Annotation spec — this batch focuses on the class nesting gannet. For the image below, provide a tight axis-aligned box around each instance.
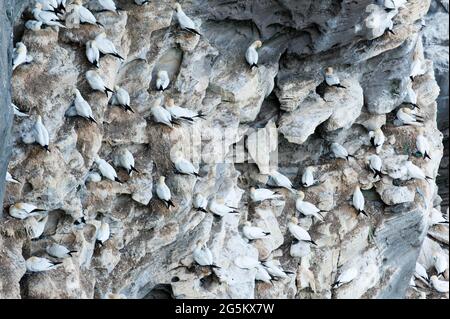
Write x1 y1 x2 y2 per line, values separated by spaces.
433 254 448 277
416 130 431 160
193 241 220 269
94 32 124 60
36 0 59 13
410 57 426 81
295 191 325 222
193 193 208 212
164 98 205 122
235 256 261 270
352 185 367 217
98 0 121 14
242 221 270 240
331 142 352 160
73 89 98 124
404 83 419 109
368 154 383 178
112 86 134 113
267 170 295 192
151 98 178 128
324 67 346 88
46 243 77 259
86 40 100 68
94 157 122 183
32 2 66 28
172 151 199 177
26 256 62 272
255 264 273 284
96 221 110 246
368 128 385 154
134 0 150 5
396 107 424 126
12 103 29 117
12 42 33 71
245 40 262 69
28 214 48 240
429 208 448 226
174 3 201 36
156 70 170 91
9 203 46 220
405 161 432 181
430 275 449 293
33 115 50 152
6 171 20 184
288 217 317 245
72 0 103 27
156 176 175 208
25 20 43 31
249 187 281 202
86 70 114 97
208 197 239 217
301 166 317 188
415 262 428 280
116 148 139 175
332 267 358 288
263 260 293 279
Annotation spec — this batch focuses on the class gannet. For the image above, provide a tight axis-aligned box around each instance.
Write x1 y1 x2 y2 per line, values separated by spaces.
245 40 262 69
405 161 432 181
116 148 139 175
94 157 122 183
433 254 448 277
416 130 431 160
36 0 59 13
242 221 270 240
331 142 352 160
46 243 77 258
193 193 208 212
12 103 29 117
324 67 346 88
32 2 66 28
410 57 426 81
113 86 134 113
263 260 294 279
73 89 98 124
172 151 199 177
33 115 50 152
249 187 281 202
267 170 295 192
156 70 170 91
429 208 448 226
151 98 178 128
368 154 383 178
234 256 260 270
86 40 100 68
295 191 325 222
99 0 121 14
174 3 201 36
352 185 367 217
414 262 428 280
12 42 33 71
156 176 175 208
96 221 110 246
25 20 43 31
430 276 449 293
94 32 124 60
302 166 317 188
86 70 114 97
6 171 20 184
368 128 385 154
288 217 317 245
255 264 273 284
208 197 239 217
26 256 62 272
193 241 220 269
404 83 419 109
72 0 103 27
164 98 205 122
396 107 424 126
28 214 48 240
332 267 358 288
135 0 150 5
9 203 46 220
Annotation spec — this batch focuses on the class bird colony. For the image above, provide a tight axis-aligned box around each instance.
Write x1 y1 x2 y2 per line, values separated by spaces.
1 0 447 299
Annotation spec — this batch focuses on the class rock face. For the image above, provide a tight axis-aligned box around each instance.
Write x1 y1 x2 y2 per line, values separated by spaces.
0 0 447 299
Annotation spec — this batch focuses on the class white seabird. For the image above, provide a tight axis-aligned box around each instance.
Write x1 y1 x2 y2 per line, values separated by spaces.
99 0 121 14
404 83 419 109
156 176 175 208
94 32 124 60
27 214 48 240
245 40 262 69
73 0 103 27
156 70 170 91
96 220 110 246
429 208 448 226
193 241 220 269
331 142 352 160
9 203 46 220
288 217 317 246
255 264 273 284
12 42 33 71
94 157 122 183
396 107 424 126
263 259 293 279
164 98 205 122
33 115 50 152
46 243 77 259
172 151 199 177
208 197 239 217
267 170 295 192
116 148 139 175
193 193 208 212
416 130 431 160
249 186 282 202
134 0 150 5
73 88 98 124
86 40 100 68
301 166 317 188
242 221 270 240
405 161 432 181
433 254 448 277
6 171 20 184
295 191 325 222
32 2 66 28
414 262 428 280
26 256 62 272
352 185 367 217
332 267 358 288
368 128 385 154
12 103 29 117
113 85 134 113
324 67 346 88
25 20 43 31
174 3 201 36
86 70 114 97
410 55 426 81
36 0 59 13
151 98 178 128
430 275 449 293
368 154 383 178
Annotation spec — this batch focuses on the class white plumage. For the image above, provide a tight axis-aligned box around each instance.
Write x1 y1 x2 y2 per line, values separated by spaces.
156 70 170 91
99 0 118 13
414 262 428 280
416 133 431 160
86 40 100 68
429 208 448 226
26 256 61 272
263 260 291 279
9 203 45 220
32 3 66 28
13 42 32 71
74 89 97 124
33 116 50 152
333 267 358 288
324 67 345 88
156 176 174 208
174 3 201 35
288 217 316 245
352 185 366 216
255 264 272 283
410 57 426 80
245 40 262 68
172 152 199 176
295 191 324 222
5 171 20 184
94 33 124 60
396 107 423 126
193 242 216 267
208 198 239 217
249 187 281 202
368 128 385 154
46 243 77 258
430 275 449 293
95 158 121 183
242 221 270 240
331 142 351 160
73 0 101 27
151 98 175 127
86 70 113 96
116 148 138 175
267 170 294 191
96 221 110 245
27 214 48 239
25 20 43 31
368 154 383 178
113 86 133 112
433 254 448 276
404 84 418 106
164 98 203 121
405 161 430 181
193 193 208 212
12 103 29 117
302 166 316 188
